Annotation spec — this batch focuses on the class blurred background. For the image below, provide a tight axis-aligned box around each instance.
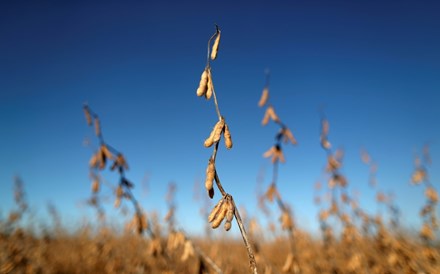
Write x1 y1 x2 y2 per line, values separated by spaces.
1 0 439 237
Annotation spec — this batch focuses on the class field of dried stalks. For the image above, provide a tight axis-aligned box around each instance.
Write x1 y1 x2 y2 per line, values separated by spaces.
1 26 439 274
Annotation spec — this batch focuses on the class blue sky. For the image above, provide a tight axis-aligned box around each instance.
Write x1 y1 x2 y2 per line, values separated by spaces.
1 0 439 237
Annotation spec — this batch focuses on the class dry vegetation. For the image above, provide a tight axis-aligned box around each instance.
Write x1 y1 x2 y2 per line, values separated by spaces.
1 26 440 274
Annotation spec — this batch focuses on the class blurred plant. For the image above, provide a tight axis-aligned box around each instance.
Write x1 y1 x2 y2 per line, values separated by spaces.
258 70 300 273
411 144 438 245
195 25 257 274
317 115 363 271
164 182 223 273
0 177 29 234
83 104 150 236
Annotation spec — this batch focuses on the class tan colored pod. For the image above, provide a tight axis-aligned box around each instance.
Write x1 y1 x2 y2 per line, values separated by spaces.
112 153 129 170
83 106 92 125
258 87 269 107
140 212 149 230
322 119 330 136
94 117 101 137
92 180 99 193
116 185 123 198
196 68 209 97
265 183 279 202
208 198 224 223
282 128 297 145
263 146 276 158
319 210 329 221
326 155 341 172
204 119 225 147
223 123 233 149
224 221 231 231
89 153 98 168
426 187 438 202
114 197 121 208
275 146 286 163
181 240 195 261
412 169 426 184
261 107 270 126
226 200 235 223
335 174 347 187
280 211 293 230
282 253 294 273
100 144 113 160
211 201 228 229
262 106 279 125
205 160 215 198
98 149 106 170
206 70 213 100
267 106 280 123
210 32 221 60
320 135 331 150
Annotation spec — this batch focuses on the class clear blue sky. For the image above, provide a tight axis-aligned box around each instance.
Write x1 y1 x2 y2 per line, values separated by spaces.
1 0 439 236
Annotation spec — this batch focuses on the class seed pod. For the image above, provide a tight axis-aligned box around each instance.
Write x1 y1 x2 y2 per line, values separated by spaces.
206 70 213 100
267 106 280 123
117 154 129 170
98 149 106 170
83 106 92 126
322 119 330 136
282 253 294 273
181 240 195 261
210 31 221 60
282 127 297 145
258 87 269 107
420 223 434 241
223 123 233 149
262 108 270 126
263 146 276 158
226 200 234 223
224 221 231 231
111 153 129 171
89 153 98 168
204 119 225 147
264 145 285 163
114 198 121 208
336 174 347 187
196 68 209 97
262 106 279 125
116 185 123 198
205 160 215 198
208 198 225 223
425 187 438 202
211 201 228 229
319 210 329 221
140 212 149 231
92 180 99 193
100 145 113 160
94 117 101 137
280 211 293 230
326 155 341 172
321 136 331 150
265 183 279 202
412 169 426 184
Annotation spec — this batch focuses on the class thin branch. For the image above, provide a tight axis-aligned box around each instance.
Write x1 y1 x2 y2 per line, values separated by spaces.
231 197 258 274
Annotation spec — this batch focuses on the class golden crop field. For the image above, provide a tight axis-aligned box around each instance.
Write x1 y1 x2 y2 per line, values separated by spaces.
1 25 439 274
